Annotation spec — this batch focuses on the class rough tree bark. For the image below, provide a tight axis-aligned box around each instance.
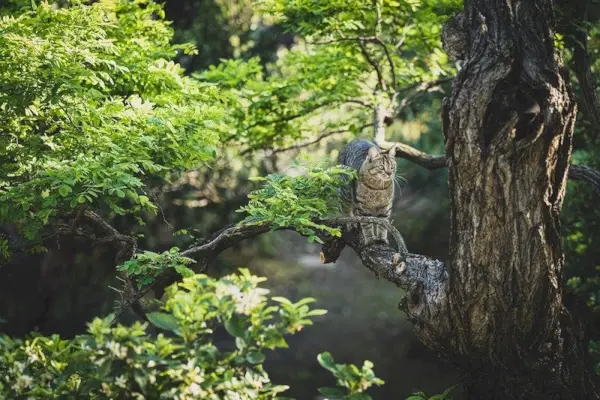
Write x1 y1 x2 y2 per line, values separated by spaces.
432 0 599 398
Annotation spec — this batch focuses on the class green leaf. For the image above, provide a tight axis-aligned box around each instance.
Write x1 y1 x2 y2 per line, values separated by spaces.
133 370 148 393
306 309 328 316
224 314 246 338
246 351 265 364
347 394 371 400
271 297 293 305
58 185 72 197
146 312 179 332
317 387 345 399
317 352 337 372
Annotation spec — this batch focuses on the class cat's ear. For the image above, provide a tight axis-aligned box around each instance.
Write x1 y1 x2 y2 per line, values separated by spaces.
367 146 379 161
387 146 397 157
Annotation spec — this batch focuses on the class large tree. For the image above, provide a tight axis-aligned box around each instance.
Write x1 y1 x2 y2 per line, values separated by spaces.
2 0 600 398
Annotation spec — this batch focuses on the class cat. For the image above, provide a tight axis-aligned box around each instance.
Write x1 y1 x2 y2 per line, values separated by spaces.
338 139 398 245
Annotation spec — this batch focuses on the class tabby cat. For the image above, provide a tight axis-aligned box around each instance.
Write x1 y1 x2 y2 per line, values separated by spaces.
338 139 397 245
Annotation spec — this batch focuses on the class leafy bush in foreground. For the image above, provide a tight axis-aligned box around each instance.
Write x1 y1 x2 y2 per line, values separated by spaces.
0 269 453 400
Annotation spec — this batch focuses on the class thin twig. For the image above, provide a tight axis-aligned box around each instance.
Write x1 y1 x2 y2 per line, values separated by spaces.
308 36 378 45
388 78 452 117
244 102 332 130
374 0 383 38
375 37 397 92
58 104 84 135
359 39 387 92
346 98 374 108
267 123 372 155
269 129 349 155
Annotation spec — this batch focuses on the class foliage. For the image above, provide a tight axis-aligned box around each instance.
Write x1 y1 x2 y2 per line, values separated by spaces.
315 351 454 400
238 157 355 242
0 0 460 397
405 387 455 400
316 351 384 400
197 0 460 153
0 269 328 399
116 247 195 289
199 51 367 152
0 0 227 251
0 268 452 399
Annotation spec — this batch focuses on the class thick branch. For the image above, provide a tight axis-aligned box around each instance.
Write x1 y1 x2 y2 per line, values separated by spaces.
375 140 600 191
568 164 600 194
377 140 447 170
114 216 448 332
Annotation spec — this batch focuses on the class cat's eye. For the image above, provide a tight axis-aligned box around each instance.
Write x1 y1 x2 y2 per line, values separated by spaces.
378 165 384 170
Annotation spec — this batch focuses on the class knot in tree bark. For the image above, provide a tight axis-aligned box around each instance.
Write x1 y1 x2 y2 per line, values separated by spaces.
442 11 468 61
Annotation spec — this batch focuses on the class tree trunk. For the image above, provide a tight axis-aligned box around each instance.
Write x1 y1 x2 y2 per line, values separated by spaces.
433 0 600 398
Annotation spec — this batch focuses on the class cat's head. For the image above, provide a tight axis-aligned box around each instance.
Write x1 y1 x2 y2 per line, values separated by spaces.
360 146 397 180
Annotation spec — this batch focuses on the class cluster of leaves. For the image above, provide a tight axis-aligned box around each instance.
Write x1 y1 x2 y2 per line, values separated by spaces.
0 0 227 249
316 352 385 400
196 0 460 153
0 269 327 399
116 247 195 289
259 0 459 92
199 51 367 151
406 388 455 400
0 267 453 399
238 157 355 242
316 351 453 400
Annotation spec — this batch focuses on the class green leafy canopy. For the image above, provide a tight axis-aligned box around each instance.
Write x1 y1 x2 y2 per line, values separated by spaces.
0 0 226 244
237 156 355 242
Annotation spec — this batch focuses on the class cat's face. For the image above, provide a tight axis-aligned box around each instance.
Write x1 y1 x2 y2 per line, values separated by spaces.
361 146 397 181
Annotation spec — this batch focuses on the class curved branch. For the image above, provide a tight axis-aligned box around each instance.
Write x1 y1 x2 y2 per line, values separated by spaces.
308 36 378 45
268 129 350 155
569 164 600 194
376 140 600 195
376 140 447 170
358 39 387 92
114 216 446 332
389 78 452 116
374 37 397 92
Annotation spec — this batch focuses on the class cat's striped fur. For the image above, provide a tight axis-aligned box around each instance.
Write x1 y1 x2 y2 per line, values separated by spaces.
339 139 397 245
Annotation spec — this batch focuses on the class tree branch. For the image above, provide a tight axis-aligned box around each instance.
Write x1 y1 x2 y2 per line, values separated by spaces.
358 38 387 92
374 37 397 92
388 78 452 116
267 129 350 155
81 210 137 264
112 216 448 327
376 140 447 170
376 140 600 197
308 36 379 45
569 164 600 194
